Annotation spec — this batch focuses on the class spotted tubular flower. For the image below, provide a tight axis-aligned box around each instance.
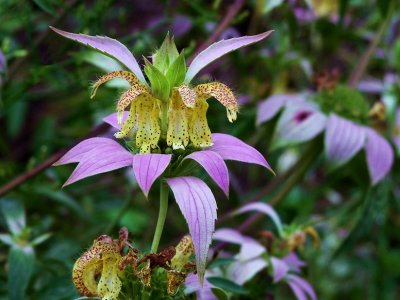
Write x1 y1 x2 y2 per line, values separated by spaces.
51 27 274 284
72 228 136 300
257 87 394 185
51 27 272 153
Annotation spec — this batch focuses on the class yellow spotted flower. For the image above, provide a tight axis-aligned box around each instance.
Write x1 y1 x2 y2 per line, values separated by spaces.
72 235 123 300
50 27 272 154
90 64 238 152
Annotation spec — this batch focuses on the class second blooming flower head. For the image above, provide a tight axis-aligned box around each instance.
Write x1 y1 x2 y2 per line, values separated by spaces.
52 28 271 154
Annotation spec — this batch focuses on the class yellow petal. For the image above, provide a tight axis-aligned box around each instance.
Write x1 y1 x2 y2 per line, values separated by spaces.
188 100 212 147
91 71 141 99
194 82 238 122
135 95 161 153
304 226 320 248
73 257 101 296
72 236 118 297
97 255 122 300
116 84 149 114
167 270 186 295
171 235 194 272
167 90 189 150
114 102 137 139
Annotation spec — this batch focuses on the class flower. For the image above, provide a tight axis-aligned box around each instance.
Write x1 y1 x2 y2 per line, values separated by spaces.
72 228 136 300
257 89 394 185
51 27 274 283
55 115 272 280
50 27 272 153
184 203 317 300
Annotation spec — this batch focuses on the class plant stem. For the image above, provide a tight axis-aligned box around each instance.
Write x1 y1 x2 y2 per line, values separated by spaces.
348 7 394 87
151 181 169 253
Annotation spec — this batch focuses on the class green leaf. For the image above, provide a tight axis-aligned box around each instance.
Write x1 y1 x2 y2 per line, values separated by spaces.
263 0 284 14
332 181 391 259
0 199 26 235
6 99 27 137
212 288 229 300
31 233 52 246
144 59 170 101
32 0 57 14
165 51 186 87
8 246 35 300
0 234 13 246
208 257 236 269
152 32 179 74
207 277 249 295
33 187 86 219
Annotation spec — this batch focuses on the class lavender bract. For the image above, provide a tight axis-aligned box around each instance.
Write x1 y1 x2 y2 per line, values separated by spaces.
257 92 394 185
185 203 317 300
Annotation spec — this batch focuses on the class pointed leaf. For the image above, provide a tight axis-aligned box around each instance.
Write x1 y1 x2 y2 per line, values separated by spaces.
54 137 120 165
325 114 366 166
207 277 249 295
364 128 394 185
31 233 52 246
0 199 26 235
234 202 283 235
185 31 273 82
50 26 146 84
185 150 229 196
166 51 186 87
166 176 217 282
257 94 305 125
63 142 134 186
0 234 14 246
8 246 35 300
132 154 171 197
153 32 179 72
144 59 170 101
210 133 273 172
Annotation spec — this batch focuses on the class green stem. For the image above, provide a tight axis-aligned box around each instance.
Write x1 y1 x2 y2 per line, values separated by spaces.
151 181 169 253
269 142 321 206
348 6 394 87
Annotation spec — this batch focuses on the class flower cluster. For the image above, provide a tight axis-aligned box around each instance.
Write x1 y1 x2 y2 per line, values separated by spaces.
185 203 317 300
257 84 394 185
72 227 195 299
51 26 274 297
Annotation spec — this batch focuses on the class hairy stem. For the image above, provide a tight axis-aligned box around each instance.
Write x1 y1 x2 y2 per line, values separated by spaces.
151 181 169 253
